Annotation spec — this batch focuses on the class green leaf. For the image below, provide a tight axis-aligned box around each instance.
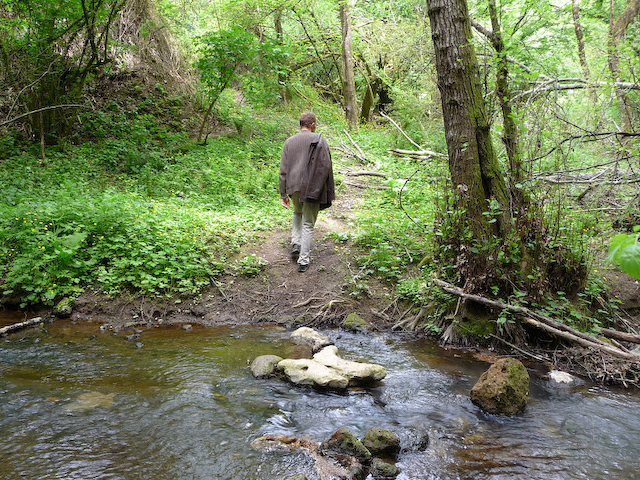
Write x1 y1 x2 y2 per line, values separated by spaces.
613 242 640 280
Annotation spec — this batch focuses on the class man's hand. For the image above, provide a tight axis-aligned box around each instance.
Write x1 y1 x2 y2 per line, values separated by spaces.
280 197 290 209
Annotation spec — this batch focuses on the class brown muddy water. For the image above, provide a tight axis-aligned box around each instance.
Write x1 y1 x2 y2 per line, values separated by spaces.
1 310 639 480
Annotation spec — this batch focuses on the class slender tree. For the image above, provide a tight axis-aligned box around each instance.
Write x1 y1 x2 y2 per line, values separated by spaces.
607 0 640 131
340 0 358 128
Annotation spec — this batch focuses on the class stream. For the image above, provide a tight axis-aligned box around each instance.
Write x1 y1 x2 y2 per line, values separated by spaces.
1 312 639 480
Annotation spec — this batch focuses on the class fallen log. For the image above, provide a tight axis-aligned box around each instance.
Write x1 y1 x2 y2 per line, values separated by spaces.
343 180 389 190
0 316 46 336
523 317 639 362
387 148 446 159
600 328 640 345
432 279 640 362
342 170 388 178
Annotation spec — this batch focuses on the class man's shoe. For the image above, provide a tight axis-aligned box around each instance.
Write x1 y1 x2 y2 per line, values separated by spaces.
298 263 309 273
291 244 301 257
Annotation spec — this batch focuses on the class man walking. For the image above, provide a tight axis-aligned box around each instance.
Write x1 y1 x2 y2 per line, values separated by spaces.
279 112 335 272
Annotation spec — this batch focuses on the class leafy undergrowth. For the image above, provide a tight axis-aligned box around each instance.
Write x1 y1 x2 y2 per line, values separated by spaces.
0 96 289 307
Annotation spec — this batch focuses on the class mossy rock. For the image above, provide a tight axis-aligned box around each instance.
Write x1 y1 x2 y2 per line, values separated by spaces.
470 357 530 415
370 458 400 479
362 427 401 458
321 428 372 464
53 297 74 318
250 355 283 378
342 312 370 332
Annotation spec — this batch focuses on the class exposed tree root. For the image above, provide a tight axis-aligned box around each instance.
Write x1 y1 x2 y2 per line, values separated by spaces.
303 299 348 326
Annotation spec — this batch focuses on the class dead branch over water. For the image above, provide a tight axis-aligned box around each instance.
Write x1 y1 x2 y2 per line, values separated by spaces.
432 279 640 362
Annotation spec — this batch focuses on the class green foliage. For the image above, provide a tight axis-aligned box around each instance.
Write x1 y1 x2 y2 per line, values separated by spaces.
231 255 269 277
607 227 640 280
0 191 215 305
0 98 287 306
1 0 126 140
194 26 257 104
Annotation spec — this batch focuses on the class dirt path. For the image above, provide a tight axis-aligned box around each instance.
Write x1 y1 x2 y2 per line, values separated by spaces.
71 181 395 330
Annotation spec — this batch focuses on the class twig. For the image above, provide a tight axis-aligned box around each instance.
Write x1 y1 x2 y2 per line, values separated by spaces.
488 333 550 362
379 111 423 150
210 276 229 302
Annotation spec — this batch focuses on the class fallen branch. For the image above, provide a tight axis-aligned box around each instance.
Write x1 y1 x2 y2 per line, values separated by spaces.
388 148 447 160
514 78 640 100
342 170 388 178
432 279 640 362
0 316 47 336
522 317 639 361
343 180 389 190
601 328 640 345
343 129 367 162
379 111 424 151
1 104 90 127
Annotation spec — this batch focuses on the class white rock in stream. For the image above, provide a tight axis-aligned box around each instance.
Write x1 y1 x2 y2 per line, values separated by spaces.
290 327 333 352
276 346 386 389
548 370 577 384
313 345 386 383
277 358 350 389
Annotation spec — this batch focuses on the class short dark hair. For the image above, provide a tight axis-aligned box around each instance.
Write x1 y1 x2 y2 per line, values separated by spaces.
299 111 317 128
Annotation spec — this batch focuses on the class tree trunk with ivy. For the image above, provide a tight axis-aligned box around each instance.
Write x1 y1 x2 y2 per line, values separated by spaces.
426 0 510 246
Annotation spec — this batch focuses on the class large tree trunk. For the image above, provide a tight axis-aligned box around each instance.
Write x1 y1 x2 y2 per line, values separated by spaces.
426 0 510 241
340 1 358 129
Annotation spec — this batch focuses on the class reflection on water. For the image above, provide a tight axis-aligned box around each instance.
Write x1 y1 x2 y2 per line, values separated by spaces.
1 319 639 480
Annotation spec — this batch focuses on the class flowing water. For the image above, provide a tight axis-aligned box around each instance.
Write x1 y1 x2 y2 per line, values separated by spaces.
1 312 639 480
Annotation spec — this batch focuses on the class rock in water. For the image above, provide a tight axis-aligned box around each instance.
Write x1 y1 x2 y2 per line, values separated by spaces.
290 327 334 352
250 355 283 378
313 346 386 384
277 358 350 389
66 392 116 412
370 458 400 479
342 312 371 332
361 428 401 458
548 370 576 384
321 428 372 465
470 357 529 415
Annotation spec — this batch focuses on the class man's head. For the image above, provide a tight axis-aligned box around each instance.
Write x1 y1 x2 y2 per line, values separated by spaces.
299 111 317 131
